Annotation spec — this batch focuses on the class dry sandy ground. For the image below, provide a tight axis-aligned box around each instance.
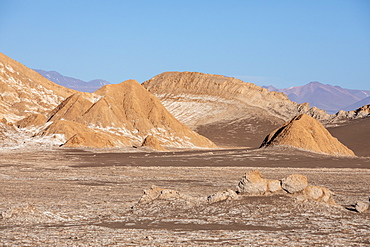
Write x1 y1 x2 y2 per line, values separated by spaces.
327 117 370 157
196 116 370 158
0 147 369 246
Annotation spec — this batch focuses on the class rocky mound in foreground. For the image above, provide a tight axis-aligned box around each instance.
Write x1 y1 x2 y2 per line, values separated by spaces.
138 170 337 206
19 80 216 149
260 114 356 156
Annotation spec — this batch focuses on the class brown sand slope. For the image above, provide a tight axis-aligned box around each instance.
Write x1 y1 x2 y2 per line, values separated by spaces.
195 116 283 148
328 117 370 157
260 114 355 156
0 52 76 121
36 80 216 149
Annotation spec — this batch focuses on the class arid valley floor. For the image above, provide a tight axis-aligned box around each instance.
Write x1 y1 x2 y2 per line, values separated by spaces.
0 53 369 246
0 147 369 246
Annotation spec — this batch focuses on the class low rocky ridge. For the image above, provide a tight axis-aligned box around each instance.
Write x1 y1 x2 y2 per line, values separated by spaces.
16 80 216 149
0 52 76 122
333 104 370 122
260 114 356 156
138 170 338 207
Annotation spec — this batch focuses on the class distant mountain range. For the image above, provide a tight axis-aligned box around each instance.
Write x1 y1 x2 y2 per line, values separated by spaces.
33 69 370 114
263 81 370 114
33 69 110 93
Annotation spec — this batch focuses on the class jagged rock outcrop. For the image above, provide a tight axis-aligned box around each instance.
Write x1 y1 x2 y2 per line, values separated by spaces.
236 170 282 195
333 104 370 122
354 104 370 115
34 80 216 149
0 52 76 121
138 185 238 205
138 170 337 207
236 170 336 205
260 114 356 156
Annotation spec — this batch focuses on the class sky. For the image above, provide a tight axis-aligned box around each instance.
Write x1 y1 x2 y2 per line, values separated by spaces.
0 0 369 89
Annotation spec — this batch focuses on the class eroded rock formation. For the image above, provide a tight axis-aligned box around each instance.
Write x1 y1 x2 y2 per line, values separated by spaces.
139 170 337 206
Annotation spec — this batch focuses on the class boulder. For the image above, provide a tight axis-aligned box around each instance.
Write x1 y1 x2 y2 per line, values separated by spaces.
281 174 308 193
303 185 336 205
267 179 282 193
237 170 268 195
207 189 238 204
355 201 369 213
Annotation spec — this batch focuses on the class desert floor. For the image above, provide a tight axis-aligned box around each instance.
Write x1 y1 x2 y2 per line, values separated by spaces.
0 147 369 246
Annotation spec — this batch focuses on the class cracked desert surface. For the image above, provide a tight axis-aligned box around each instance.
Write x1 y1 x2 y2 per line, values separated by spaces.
0 148 369 246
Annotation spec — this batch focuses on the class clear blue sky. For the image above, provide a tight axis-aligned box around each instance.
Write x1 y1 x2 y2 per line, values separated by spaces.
1 0 369 89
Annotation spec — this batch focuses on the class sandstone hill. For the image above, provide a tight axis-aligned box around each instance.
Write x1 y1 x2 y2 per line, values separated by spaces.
143 72 331 126
0 54 215 150
26 80 216 149
0 52 77 122
143 72 369 150
260 114 355 156
142 72 330 148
